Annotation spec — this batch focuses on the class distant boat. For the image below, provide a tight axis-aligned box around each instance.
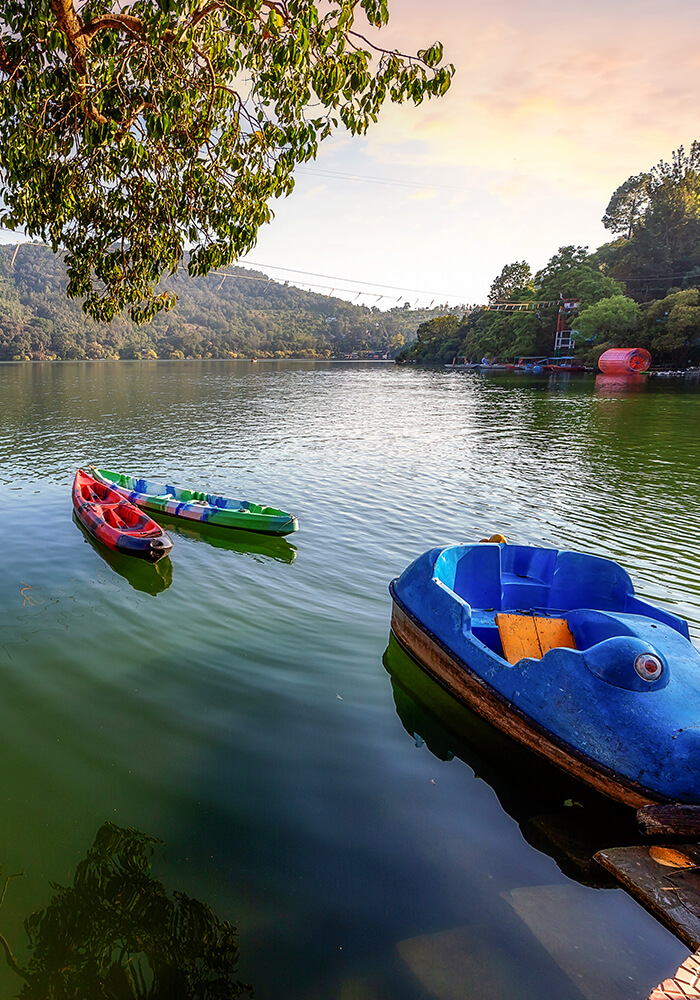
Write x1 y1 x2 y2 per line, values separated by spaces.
72 468 173 562
541 356 587 373
512 356 547 373
444 357 480 370
91 468 299 536
390 539 700 807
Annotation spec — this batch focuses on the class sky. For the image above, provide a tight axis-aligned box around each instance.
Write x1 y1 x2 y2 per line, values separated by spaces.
239 0 700 308
3 0 699 309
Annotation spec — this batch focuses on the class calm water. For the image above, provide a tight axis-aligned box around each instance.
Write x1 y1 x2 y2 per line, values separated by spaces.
0 360 699 999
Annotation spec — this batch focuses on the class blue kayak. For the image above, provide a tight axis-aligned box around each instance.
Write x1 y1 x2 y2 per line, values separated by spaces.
390 541 700 807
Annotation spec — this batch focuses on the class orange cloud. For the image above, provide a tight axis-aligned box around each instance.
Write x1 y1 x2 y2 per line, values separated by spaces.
361 0 700 203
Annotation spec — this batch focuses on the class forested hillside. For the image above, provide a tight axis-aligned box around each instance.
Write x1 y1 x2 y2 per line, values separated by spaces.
0 244 456 361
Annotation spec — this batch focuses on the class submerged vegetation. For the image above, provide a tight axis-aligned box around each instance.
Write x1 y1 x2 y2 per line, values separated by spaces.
400 143 700 368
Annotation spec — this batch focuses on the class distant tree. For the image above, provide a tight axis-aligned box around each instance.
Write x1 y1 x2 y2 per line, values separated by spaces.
602 174 651 239
457 308 543 360
575 294 641 342
602 143 700 300
641 288 700 364
406 314 462 362
488 261 533 303
0 2 453 322
534 246 622 306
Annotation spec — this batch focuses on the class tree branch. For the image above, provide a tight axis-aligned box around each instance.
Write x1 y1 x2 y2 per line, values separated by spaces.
0 872 25 981
0 37 19 77
0 930 24 980
192 43 217 123
114 100 155 140
77 14 145 42
50 0 87 76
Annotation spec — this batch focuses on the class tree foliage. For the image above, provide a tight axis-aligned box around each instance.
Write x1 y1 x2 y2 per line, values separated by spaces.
639 288 700 363
408 313 462 362
402 306 549 364
534 246 621 306
602 173 651 239
487 260 533 303
0 1 453 322
575 294 641 341
600 143 700 299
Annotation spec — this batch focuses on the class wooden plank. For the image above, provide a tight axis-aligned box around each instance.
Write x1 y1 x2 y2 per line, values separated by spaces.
595 845 700 951
535 616 577 653
638 805 700 839
495 613 577 665
496 613 542 664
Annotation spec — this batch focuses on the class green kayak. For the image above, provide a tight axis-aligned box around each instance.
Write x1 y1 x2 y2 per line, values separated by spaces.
92 468 299 536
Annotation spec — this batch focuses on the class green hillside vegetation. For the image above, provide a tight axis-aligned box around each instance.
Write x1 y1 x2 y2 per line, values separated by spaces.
0 244 458 361
400 143 700 367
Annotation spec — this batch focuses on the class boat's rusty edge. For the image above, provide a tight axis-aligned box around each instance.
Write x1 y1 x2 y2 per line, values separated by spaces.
389 581 667 809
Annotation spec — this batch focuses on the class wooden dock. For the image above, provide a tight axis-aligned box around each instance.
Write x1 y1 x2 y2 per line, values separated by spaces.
596 844 700 998
595 844 700 951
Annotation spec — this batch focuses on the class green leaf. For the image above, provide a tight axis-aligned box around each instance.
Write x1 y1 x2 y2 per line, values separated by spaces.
0 0 451 319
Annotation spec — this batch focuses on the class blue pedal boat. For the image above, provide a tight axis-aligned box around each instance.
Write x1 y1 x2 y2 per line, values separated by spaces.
389 541 700 807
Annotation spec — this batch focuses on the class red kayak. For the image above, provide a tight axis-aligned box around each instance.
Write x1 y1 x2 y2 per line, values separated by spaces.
72 468 173 562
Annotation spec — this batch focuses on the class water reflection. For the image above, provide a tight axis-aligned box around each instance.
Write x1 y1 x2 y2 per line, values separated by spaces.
383 634 640 888
154 513 297 564
2 822 253 999
73 513 174 595
595 373 648 394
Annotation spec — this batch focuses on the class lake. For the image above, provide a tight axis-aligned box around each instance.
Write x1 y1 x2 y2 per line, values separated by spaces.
0 360 698 999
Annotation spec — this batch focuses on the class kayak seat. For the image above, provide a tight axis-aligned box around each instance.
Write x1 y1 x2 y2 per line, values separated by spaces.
103 507 127 530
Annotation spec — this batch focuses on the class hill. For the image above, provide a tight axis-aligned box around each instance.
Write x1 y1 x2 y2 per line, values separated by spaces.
0 244 460 361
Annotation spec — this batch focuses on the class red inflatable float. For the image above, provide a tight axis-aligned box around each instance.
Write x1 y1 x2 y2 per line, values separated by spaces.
598 348 651 374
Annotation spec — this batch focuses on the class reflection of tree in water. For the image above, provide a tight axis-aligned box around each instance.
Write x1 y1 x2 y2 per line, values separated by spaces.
1 823 253 999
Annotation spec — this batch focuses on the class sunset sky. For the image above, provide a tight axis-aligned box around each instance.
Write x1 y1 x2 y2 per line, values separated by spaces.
242 0 700 307
3 0 698 309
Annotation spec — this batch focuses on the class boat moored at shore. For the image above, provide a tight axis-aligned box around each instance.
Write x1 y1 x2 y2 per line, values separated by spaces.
390 540 700 807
